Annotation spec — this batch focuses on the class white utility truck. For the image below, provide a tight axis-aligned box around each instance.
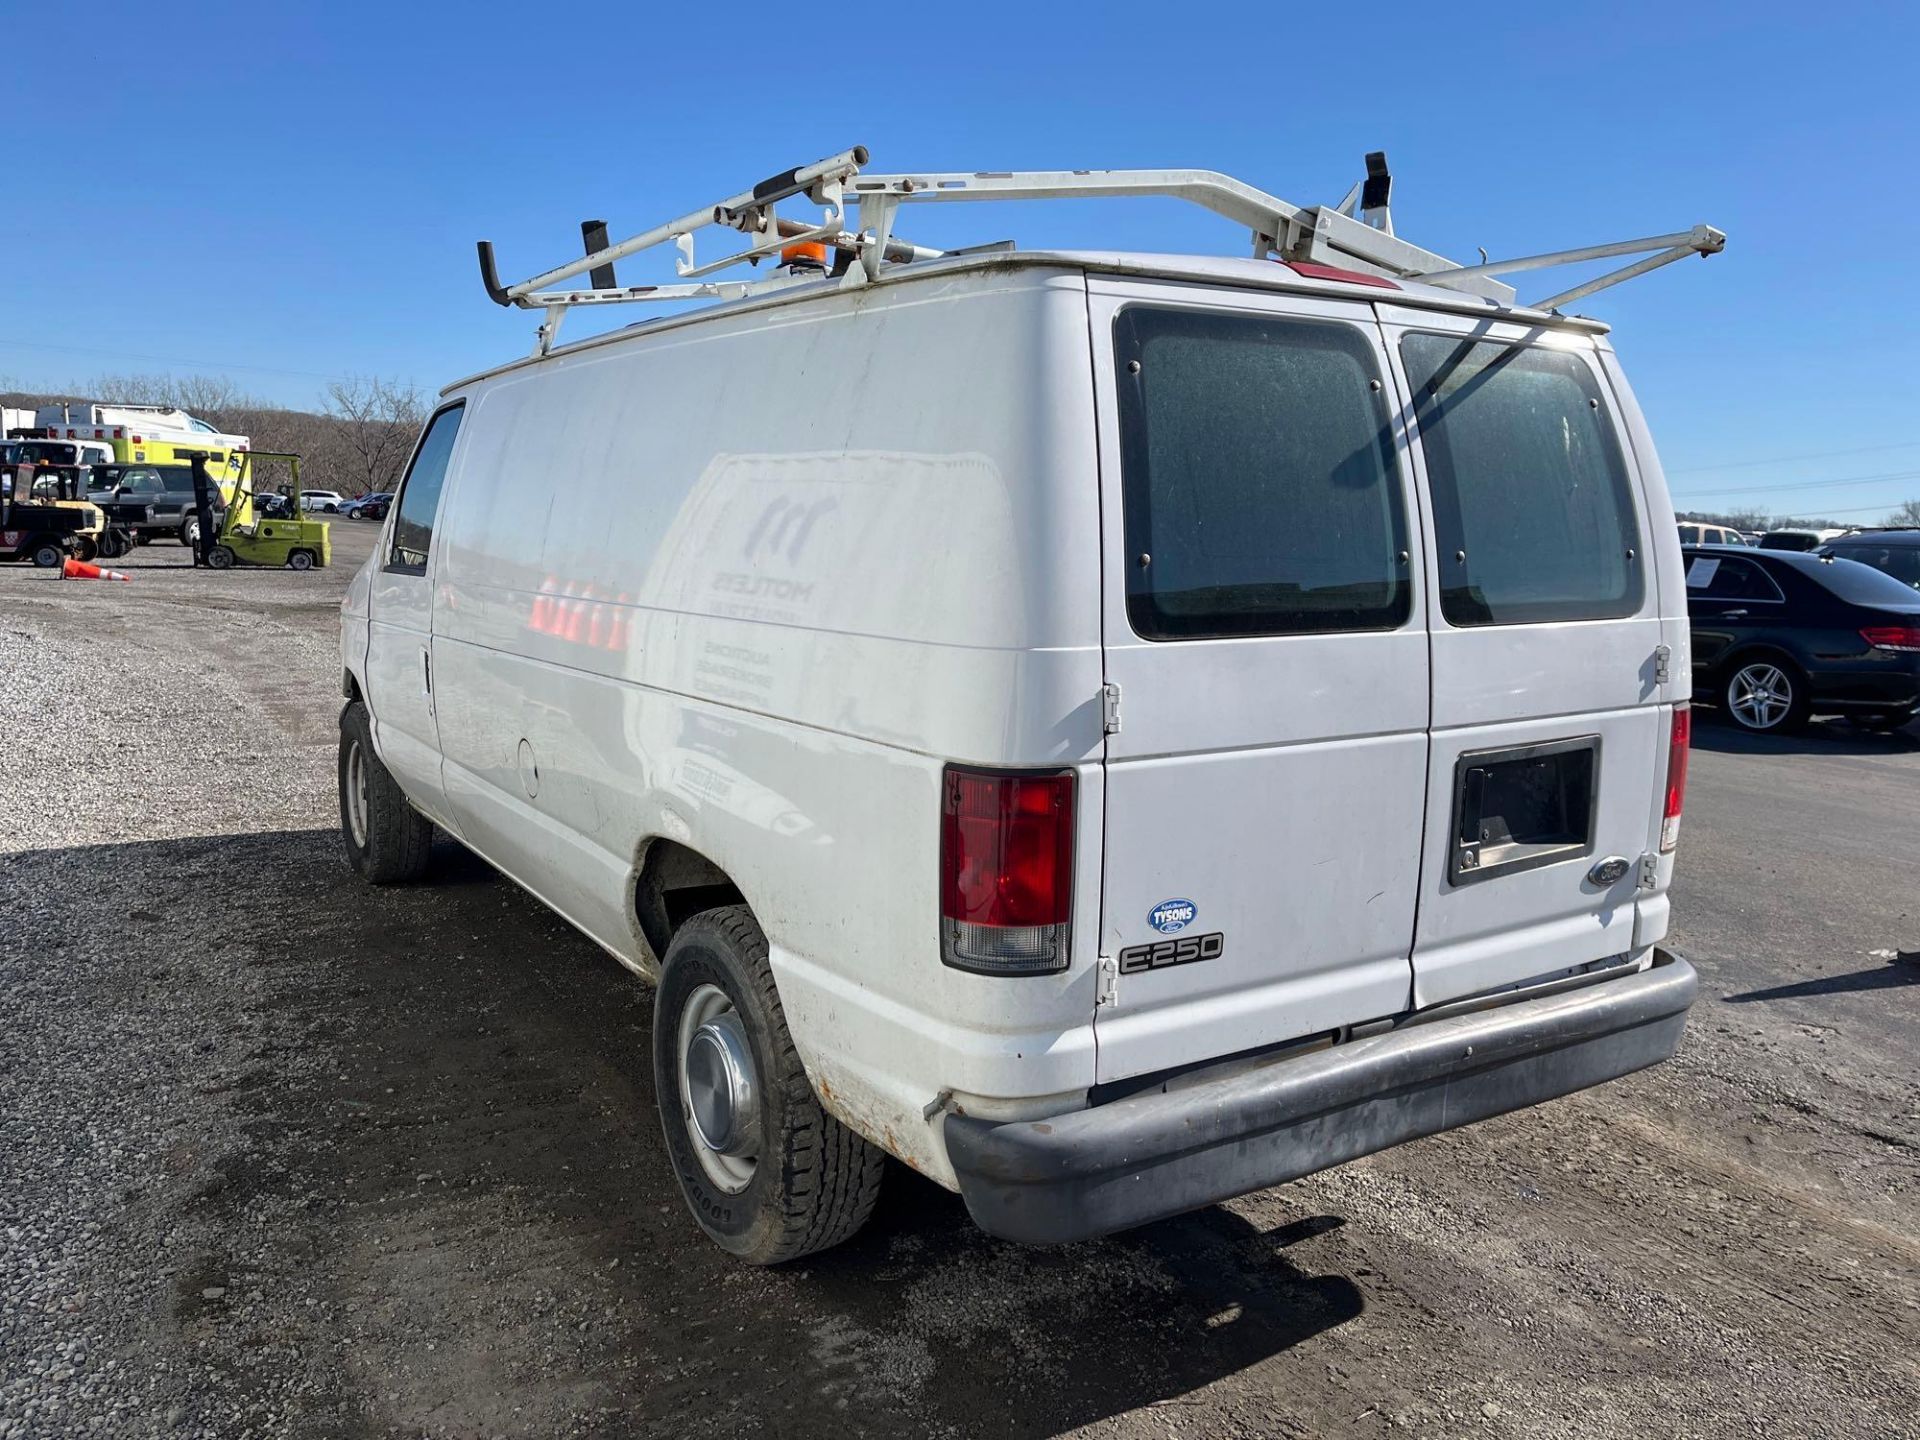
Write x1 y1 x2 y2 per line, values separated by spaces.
340 148 1717 1263
35 401 251 454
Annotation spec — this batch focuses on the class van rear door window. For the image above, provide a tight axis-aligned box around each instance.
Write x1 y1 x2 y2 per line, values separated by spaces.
387 403 465 574
1402 335 1642 627
1114 307 1411 640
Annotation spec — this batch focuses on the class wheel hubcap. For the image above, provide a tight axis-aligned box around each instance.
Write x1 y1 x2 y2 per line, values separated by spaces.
1730 663 1791 729
345 741 369 848
678 983 759 1192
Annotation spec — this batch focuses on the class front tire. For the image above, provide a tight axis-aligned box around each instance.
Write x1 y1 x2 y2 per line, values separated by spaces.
207 545 236 570
338 701 433 883
1723 656 1811 734
29 539 63 568
653 906 884 1264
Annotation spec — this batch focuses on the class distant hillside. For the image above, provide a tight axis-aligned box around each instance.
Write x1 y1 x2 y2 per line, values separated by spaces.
2 373 425 498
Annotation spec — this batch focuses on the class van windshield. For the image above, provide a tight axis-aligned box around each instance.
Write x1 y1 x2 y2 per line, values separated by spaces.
1404 335 1642 627
1114 307 1411 640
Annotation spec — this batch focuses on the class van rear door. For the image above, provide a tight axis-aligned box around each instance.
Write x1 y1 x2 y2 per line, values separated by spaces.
1379 309 1669 1008
1088 281 1428 1084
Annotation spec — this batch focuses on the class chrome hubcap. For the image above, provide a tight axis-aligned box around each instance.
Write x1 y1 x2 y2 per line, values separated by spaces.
345 740 369 848
678 983 759 1193
1730 663 1791 730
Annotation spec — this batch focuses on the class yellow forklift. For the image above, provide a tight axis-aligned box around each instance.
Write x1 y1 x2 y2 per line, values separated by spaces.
187 450 331 571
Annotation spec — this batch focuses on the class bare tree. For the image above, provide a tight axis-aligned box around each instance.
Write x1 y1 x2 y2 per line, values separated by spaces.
1886 499 1920 527
325 376 426 497
81 372 252 424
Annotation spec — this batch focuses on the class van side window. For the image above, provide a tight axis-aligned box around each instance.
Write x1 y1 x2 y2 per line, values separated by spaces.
1403 335 1642 627
1114 307 1411 640
387 403 465 574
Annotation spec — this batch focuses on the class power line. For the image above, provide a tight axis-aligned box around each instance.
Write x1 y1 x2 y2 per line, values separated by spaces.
1672 467 1920 500
0 338 351 383
1666 440 1920 475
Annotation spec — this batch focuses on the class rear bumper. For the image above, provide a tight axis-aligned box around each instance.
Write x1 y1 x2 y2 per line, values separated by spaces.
1808 667 1920 710
945 949 1697 1244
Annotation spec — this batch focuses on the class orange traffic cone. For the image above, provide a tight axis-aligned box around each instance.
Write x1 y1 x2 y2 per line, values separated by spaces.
62 557 132 582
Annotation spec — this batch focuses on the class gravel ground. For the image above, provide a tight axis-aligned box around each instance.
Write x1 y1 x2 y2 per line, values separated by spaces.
1 526 1916 1439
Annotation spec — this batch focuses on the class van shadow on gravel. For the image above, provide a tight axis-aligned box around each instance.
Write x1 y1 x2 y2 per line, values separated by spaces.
29 828 1365 1438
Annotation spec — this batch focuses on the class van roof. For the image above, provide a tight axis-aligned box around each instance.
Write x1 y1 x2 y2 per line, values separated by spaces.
444 246 1608 396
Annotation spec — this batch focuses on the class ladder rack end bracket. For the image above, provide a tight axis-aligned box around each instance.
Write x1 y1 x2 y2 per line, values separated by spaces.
477 240 513 307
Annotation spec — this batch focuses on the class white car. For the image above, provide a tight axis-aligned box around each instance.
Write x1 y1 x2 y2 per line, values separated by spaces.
298 490 346 513
1677 522 1747 546
340 153 1708 1263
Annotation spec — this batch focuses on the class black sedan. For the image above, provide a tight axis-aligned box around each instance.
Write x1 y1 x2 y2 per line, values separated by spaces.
1682 545 1920 733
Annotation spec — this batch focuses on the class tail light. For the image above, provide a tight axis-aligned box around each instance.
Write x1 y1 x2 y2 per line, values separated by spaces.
1860 625 1920 652
939 766 1074 975
1660 703 1690 854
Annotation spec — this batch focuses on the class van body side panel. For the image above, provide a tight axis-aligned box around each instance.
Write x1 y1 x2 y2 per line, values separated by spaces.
1376 308 1676 1008
1086 278 1429 1085
429 271 1105 1184
1595 339 1691 937
364 415 466 834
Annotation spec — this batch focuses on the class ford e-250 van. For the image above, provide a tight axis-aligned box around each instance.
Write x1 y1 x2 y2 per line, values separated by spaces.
339 151 1715 1262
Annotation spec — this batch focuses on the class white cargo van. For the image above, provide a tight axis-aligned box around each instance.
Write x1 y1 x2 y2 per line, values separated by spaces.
340 151 1713 1262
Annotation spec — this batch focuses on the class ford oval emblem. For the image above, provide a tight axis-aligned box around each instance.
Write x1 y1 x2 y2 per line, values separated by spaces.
1148 898 1197 934
1587 856 1631 886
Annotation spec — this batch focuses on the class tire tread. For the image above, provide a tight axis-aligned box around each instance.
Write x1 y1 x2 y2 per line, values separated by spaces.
339 702 433 883
668 905 885 1263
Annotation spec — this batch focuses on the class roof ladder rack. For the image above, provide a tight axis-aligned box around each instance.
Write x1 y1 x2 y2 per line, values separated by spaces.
475 147 1725 354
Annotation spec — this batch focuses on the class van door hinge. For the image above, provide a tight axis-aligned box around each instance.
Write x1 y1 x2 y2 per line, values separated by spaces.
1096 955 1119 1008
1101 682 1122 735
1653 644 1672 686
1638 852 1660 890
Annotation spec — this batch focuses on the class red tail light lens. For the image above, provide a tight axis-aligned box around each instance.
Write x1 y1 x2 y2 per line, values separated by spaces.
1860 626 1920 652
1660 703 1690 854
940 767 1073 975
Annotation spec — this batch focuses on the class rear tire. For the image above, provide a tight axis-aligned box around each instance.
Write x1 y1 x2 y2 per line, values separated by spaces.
338 701 433 883
29 539 63 568
1721 655 1812 734
287 549 314 571
653 905 884 1264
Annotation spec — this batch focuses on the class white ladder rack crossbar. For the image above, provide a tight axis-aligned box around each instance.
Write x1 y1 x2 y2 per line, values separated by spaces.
474 146 1726 356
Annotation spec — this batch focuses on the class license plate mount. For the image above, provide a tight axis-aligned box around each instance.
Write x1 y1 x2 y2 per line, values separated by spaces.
1448 736 1600 887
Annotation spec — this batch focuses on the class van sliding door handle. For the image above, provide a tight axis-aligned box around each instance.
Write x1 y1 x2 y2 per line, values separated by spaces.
1720 609 1749 619
421 649 433 694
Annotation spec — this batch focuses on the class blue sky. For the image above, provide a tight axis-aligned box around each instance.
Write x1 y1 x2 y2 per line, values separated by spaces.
5 0 1917 520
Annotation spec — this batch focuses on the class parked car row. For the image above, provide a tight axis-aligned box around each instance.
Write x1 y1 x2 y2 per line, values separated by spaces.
1675 522 1852 551
1683 539 1920 733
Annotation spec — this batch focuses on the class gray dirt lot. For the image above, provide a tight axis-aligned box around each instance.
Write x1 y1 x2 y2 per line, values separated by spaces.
1 524 1916 1440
